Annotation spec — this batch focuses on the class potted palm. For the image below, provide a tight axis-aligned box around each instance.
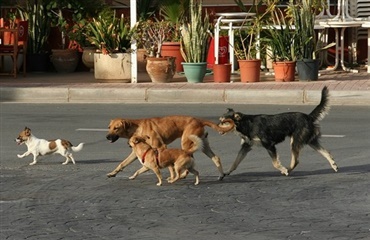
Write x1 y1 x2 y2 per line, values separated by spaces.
180 0 211 83
86 11 131 81
131 19 176 83
289 0 335 81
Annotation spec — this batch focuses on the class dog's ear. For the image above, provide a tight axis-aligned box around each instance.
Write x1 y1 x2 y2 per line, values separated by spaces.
226 108 234 113
25 127 31 135
234 113 242 121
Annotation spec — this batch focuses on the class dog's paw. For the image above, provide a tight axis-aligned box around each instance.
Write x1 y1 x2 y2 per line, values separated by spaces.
218 174 226 181
17 154 23 158
332 164 339 172
156 182 162 186
129 175 136 180
29 162 36 166
107 172 117 178
281 168 289 176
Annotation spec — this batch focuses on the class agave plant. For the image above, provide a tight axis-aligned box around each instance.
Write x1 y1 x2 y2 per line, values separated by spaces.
180 0 211 63
86 11 130 54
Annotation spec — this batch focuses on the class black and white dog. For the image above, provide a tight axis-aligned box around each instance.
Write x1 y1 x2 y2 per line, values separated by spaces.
219 86 338 176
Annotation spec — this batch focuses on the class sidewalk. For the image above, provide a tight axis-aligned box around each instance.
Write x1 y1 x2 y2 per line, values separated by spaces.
0 69 369 105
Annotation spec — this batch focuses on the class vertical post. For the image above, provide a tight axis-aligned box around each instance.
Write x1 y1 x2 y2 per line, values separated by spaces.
130 0 137 83
368 28 370 73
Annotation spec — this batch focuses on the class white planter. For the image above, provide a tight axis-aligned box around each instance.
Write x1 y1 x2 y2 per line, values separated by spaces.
94 53 131 81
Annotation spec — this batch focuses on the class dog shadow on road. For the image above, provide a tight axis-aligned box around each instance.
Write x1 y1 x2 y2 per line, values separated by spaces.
220 164 370 184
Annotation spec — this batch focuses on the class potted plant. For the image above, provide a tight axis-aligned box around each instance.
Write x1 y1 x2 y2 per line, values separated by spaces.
232 0 277 82
46 0 78 73
86 11 132 81
135 0 161 72
66 0 108 71
159 0 189 72
18 0 51 72
264 4 298 82
180 0 211 83
131 19 176 83
289 0 335 81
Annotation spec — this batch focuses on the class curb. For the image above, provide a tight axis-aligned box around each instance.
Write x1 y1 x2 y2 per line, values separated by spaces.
1 87 369 105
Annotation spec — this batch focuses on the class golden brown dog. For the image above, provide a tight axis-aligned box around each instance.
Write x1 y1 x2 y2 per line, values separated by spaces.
106 115 234 180
128 135 202 186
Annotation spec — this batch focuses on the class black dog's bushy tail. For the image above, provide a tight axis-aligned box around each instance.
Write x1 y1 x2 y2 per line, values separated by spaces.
309 86 330 123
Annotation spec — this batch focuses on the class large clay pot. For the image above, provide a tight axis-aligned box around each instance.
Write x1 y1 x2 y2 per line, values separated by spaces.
238 59 261 83
213 63 231 83
94 52 131 81
50 49 79 73
146 56 176 83
161 42 184 72
273 61 296 82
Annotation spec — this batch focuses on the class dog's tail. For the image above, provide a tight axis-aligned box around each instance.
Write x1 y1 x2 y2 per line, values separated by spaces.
186 135 203 154
71 143 84 152
202 119 235 134
309 86 330 123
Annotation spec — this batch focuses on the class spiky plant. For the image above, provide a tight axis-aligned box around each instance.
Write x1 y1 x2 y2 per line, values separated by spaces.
180 0 210 63
289 0 335 59
86 11 130 54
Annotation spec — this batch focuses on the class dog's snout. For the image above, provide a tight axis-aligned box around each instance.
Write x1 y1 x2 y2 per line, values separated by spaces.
106 134 119 143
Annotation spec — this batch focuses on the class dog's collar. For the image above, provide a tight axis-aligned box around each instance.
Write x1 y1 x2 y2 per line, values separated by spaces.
141 148 159 165
141 148 151 163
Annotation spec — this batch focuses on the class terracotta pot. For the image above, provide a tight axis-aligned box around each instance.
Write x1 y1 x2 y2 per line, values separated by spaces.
238 59 261 83
146 56 176 83
273 61 296 82
161 42 183 72
213 63 231 83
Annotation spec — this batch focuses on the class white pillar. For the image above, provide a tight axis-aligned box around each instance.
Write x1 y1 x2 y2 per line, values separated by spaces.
130 0 137 83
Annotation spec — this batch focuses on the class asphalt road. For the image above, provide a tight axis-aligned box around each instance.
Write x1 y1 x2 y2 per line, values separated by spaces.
1 103 369 240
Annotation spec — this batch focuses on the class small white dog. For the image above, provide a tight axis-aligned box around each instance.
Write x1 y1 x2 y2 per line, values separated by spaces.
15 127 84 165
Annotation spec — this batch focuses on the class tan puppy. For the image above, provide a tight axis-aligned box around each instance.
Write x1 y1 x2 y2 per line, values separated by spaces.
106 116 234 180
128 135 201 186
15 127 84 165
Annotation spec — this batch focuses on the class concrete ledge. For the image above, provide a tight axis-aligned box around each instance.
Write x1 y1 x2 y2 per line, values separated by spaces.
0 88 69 103
147 88 225 103
225 89 305 104
305 90 370 105
68 88 147 103
1 86 369 105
